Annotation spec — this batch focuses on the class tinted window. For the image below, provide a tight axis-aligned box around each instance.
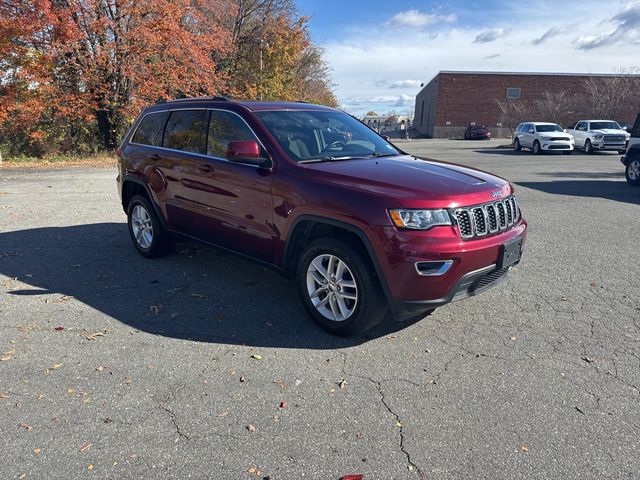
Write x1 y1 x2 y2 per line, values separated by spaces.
632 114 640 138
163 110 206 154
131 112 168 146
536 124 563 133
208 111 258 158
577 122 587 131
590 121 621 130
255 110 400 162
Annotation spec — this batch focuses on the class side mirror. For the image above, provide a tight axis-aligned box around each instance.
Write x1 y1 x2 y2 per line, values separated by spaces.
622 125 628 131
226 141 268 166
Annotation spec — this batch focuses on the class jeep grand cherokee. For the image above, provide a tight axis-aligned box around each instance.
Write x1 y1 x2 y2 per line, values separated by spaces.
117 97 527 335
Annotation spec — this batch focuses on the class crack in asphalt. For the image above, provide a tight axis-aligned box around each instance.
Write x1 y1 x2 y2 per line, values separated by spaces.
369 377 426 479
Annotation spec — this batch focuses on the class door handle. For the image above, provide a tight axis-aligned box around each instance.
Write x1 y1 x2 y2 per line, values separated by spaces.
198 164 214 173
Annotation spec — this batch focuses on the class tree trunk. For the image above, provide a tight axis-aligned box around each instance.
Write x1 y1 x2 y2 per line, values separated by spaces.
96 105 117 150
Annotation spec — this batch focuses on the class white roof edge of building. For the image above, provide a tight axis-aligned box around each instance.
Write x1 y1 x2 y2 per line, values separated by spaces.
436 70 638 77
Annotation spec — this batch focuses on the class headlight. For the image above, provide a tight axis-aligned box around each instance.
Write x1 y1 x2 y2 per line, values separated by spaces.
593 134 604 140
389 209 452 230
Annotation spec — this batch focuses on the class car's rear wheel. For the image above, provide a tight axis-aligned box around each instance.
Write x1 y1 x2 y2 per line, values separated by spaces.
296 238 387 336
127 195 173 258
584 139 593 154
626 157 640 185
533 141 541 155
513 138 521 152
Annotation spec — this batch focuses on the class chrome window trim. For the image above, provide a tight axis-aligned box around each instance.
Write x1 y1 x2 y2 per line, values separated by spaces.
128 107 271 169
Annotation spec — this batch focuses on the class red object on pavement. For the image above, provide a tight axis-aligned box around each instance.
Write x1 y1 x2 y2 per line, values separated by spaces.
339 476 364 480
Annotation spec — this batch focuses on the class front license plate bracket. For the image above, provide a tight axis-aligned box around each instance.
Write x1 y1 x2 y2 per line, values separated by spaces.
499 237 522 268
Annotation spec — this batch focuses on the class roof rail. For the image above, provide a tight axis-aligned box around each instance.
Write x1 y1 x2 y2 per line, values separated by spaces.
166 96 231 103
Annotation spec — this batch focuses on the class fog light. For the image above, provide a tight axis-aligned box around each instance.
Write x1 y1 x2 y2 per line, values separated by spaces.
415 260 453 276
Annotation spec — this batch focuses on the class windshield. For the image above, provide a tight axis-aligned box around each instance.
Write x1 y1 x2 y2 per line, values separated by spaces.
590 121 622 130
255 110 401 162
536 124 563 133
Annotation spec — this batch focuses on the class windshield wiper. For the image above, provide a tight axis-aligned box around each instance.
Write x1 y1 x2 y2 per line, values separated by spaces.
368 152 398 158
299 156 357 164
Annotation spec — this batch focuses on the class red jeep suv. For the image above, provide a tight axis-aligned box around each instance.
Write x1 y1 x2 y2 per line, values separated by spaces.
117 97 526 335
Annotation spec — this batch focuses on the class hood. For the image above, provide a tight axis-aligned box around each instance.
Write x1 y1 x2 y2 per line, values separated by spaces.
302 154 511 209
591 128 627 135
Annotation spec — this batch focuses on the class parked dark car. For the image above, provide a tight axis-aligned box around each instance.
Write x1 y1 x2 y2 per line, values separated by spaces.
464 125 491 140
621 113 640 186
117 97 526 335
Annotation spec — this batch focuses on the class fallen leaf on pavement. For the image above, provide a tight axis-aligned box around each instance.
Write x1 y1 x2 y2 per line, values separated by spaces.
339 475 365 480
18 473 26 479
217 411 229 417
0 393 10 400
85 330 108 341
395 420 402 427
278 401 288 409
33 448 41 455
79 443 93 453
246 424 256 432
273 379 287 389
46 363 63 372
521 444 529 453
124 377 133 385
54 326 65 331
582 356 597 363
19 422 33 432
87 464 94 471
338 379 347 389
149 304 163 315
510 336 517 341
251 354 262 360
239 375 246 383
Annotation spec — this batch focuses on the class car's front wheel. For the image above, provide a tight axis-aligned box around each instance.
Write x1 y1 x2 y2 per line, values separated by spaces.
584 139 593 154
127 195 174 258
626 157 640 186
296 238 387 336
533 141 541 155
513 138 521 152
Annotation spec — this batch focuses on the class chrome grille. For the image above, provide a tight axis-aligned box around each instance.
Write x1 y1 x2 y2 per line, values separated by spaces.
603 134 625 142
452 196 520 240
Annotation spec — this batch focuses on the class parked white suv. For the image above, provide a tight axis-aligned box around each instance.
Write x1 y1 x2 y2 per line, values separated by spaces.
566 120 630 154
513 122 574 155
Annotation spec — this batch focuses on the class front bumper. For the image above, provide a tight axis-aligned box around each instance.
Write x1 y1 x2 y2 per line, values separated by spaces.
591 142 626 151
371 220 527 321
541 141 573 151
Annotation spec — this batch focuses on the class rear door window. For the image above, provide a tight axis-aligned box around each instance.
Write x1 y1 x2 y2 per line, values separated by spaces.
207 110 258 158
131 111 169 146
163 110 207 154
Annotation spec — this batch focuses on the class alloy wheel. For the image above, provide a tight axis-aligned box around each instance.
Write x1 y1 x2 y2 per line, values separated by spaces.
131 204 153 249
306 254 358 322
629 160 640 181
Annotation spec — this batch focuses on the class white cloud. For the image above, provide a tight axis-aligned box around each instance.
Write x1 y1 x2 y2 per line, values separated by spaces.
474 28 508 43
321 1 638 117
575 1 640 49
387 9 457 28
532 26 570 45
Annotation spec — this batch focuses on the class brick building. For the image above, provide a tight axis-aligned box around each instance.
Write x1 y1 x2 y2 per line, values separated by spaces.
414 71 640 138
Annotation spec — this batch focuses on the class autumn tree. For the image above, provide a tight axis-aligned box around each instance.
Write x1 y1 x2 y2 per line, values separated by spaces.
224 0 336 106
0 0 232 154
495 99 529 136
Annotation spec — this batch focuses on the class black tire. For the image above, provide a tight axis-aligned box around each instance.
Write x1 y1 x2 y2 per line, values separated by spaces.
533 141 541 155
584 139 593 154
513 138 521 152
625 157 640 186
296 238 388 336
127 194 174 258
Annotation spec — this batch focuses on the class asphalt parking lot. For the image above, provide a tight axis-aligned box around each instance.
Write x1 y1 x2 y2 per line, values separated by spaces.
1 139 639 479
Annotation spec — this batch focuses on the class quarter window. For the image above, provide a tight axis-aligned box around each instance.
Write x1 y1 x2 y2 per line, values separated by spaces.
207 111 258 158
163 110 207 154
131 112 168 147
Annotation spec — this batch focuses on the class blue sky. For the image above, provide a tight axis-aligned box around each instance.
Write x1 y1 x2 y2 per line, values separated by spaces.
296 0 640 117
